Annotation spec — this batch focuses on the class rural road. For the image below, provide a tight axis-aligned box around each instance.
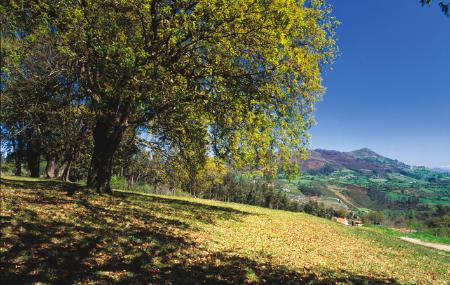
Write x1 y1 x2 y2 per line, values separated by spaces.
400 237 450 252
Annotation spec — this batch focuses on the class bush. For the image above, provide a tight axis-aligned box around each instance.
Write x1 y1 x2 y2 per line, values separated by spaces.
298 183 322 196
301 201 336 219
427 215 450 238
0 161 16 175
363 211 385 225
110 175 128 190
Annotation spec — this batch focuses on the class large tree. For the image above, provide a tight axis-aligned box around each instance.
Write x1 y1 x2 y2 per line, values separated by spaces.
4 0 337 192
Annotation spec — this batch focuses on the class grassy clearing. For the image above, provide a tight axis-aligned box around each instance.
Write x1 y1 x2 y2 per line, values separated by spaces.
362 225 450 245
1 176 449 284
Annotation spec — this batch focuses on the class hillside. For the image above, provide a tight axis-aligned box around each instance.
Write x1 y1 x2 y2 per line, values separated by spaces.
1 176 449 284
281 148 450 213
299 148 408 175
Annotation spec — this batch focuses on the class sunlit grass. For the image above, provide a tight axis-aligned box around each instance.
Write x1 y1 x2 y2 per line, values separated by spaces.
362 224 450 245
1 176 449 284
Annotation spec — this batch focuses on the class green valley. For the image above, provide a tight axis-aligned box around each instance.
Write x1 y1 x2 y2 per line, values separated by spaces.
274 148 450 239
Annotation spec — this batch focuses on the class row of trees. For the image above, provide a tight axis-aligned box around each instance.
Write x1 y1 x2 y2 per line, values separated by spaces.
1 0 337 193
362 206 450 238
110 157 339 218
1 34 92 181
204 171 338 218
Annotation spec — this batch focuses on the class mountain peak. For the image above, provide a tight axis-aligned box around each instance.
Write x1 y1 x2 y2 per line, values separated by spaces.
299 147 408 174
356 147 373 152
353 147 375 153
349 148 381 158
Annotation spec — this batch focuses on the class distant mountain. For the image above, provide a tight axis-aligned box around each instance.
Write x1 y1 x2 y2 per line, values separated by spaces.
432 166 450 173
299 148 408 175
291 148 450 213
349 147 383 159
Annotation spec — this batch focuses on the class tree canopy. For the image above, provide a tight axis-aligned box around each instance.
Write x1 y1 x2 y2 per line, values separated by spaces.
1 0 337 192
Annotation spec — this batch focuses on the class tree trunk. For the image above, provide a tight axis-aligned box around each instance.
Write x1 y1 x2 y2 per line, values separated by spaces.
26 136 41 178
87 115 128 193
45 157 57 178
128 176 134 189
136 173 140 184
56 158 72 182
62 160 72 182
14 136 23 176
58 160 69 178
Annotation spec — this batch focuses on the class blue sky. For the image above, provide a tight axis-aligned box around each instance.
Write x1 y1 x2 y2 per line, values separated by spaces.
310 0 450 167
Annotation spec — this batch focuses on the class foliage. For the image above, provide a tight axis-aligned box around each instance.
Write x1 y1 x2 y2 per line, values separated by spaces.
301 200 336 218
362 211 385 225
1 0 337 192
291 165 450 219
0 27 94 180
421 0 450 16
297 181 324 196
427 207 450 238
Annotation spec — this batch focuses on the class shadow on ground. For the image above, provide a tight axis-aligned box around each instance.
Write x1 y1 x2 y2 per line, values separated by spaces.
0 178 399 284
0 177 84 196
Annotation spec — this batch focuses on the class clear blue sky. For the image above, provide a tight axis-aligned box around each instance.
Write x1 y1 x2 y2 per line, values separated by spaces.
310 0 450 167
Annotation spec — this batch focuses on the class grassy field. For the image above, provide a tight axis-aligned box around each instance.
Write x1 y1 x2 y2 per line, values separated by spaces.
363 225 450 245
1 176 449 284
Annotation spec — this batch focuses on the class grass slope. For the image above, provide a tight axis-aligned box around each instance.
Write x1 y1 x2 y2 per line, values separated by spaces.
363 225 450 246
1 176 449 284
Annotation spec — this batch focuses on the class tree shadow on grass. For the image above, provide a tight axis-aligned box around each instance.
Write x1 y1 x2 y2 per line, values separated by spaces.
0 177 85 196
1 177 400 284
114 192 253 224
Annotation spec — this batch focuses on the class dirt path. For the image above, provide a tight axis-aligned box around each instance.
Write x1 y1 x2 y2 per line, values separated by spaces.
400 237 450 252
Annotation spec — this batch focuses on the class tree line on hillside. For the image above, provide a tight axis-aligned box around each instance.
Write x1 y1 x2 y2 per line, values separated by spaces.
204 172 337 218
362 206 449 238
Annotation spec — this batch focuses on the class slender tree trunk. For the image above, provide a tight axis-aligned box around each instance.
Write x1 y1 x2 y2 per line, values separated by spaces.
154 181 159 194
62 160 72 182
128 176 134 189
14 136 23 176
56 159 72 182
45 156 57 178
58 160 69 178
26 136 41 178
87 115 128 193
